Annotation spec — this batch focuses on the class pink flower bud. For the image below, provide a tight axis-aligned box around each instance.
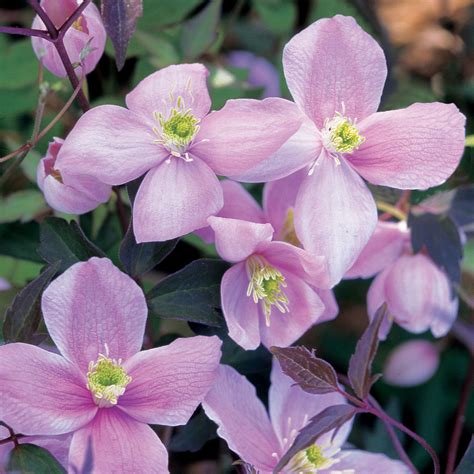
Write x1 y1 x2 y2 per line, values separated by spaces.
31 0 106 78
384 340 439 386
37 137 111 214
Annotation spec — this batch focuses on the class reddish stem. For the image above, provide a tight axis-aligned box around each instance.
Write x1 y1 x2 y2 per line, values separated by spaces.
446 356 474 474
28 0 58 39
0 25 50 39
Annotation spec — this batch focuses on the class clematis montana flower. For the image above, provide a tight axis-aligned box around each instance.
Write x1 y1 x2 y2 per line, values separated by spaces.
208 208 330 350
197 179 338 324
227 50 281 98
31 0 106 78
203 360 409 473
37 137 111 214
56 63 302 242
0 429 71 472
234 15 466 287
0 257 222 473
384 340 440 387
346 220 458 338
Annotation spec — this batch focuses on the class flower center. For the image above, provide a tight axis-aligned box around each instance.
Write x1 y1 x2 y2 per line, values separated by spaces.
152 96 200 160
287 444 339 473
322 113 364 155
246 256 289 326
87 349 131 408
279 208 301 247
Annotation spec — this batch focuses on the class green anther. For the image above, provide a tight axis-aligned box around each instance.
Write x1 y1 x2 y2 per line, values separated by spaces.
331 119 364 153
246 256 289 326
305 445 327 468
161 109 199 147
87 355 131 407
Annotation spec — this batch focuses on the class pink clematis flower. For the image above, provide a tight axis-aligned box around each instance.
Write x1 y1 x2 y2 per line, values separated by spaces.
203 360 409 473
0 257 222 473
234 15 466 287
31 0 106 78
208 204 331 350
346 220 458 338
37 137 111 214
0 429 71 472
227 50 281 98
384 340 440 387
197 179 338 325
56 63 302 242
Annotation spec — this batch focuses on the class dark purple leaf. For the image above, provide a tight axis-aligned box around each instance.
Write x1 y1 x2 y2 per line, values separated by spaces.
2 262 60 343
347 304 386 399
271 346 339 394
409 212 463 283
101 0 143 70
274 405 357 473
449 185 474 228
455 436 474 474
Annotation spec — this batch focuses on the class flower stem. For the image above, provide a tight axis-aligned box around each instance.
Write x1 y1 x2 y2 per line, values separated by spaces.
0 26 50 39
376 201 408 221
445 355 474 474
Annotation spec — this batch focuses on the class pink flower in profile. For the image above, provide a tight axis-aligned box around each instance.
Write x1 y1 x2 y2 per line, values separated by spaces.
203 360 409 473
0 429 71 472
0 258 222 473
208 207 330 350
346 221 458 338
384 340 440 387
56 63 302 242
197 179 338 326
227 51 281 98
37 138 111 214
234 15 466 287
31 0 106 78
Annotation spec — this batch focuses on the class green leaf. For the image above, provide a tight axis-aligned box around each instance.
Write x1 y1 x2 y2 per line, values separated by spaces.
253 0 296 35
38 217 105 273
7 444 66 474
134 31 180 67
147 258 229 326
466 135 474 147
180 0 222 60
0 40 38 90
0 222 42 262
0 86 37 118
119 224 178 278
3 262 60 343
138 0 203 30
0 190 47 224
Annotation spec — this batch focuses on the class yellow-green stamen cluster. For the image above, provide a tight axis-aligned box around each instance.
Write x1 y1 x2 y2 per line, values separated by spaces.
287 444 334 473
87 353 131 408
246 256 289 326
323 113 365 155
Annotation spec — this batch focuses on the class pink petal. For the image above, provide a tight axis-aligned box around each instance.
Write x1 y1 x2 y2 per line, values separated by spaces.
232 119 318 183
316 289 339 323
208 216 273 263
262 168 307 238
349 103 466 189
41 257 147 373
345 221 408 279
384 340 440 387
269 360 351 453
119 336 221 425
295 155 378 287
57 105 167 186
68 409 168 474
133 157 223 242
335 450 411 473
194 180 265 244
0 343 96 435
192 98 303 176
262 241 330 289
258 274 326 349
384 254 458 337
367 267 394 340
283 15 387 128
202 365 279 471
126 63 211 119
221 263 261 350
